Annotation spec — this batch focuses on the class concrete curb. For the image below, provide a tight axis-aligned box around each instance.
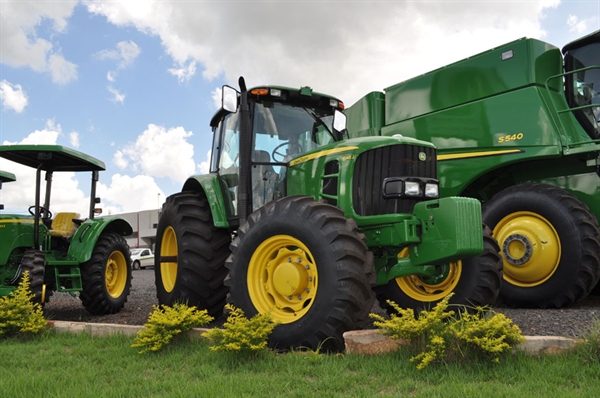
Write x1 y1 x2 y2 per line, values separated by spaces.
49 321 578 356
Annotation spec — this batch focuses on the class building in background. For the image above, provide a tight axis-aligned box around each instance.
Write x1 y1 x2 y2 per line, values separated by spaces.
110 209 160 250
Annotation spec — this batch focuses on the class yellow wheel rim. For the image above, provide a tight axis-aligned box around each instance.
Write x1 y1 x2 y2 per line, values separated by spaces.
396 261 462 302
493 211 561 287
160 226 178 293
248 235 318 324
105 250 127 298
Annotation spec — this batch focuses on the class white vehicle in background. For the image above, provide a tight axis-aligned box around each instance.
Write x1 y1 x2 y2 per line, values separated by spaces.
130 248 154 270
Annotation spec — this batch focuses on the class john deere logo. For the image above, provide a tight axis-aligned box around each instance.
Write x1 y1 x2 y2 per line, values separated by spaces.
418 152 427 161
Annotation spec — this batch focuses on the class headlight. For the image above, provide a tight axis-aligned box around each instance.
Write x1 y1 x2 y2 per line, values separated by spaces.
425 182 439 198
404 181 422 196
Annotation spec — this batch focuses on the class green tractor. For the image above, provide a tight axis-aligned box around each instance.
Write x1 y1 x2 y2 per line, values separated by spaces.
0 145 133 313
0 170 16 210
155 78 502 351
345 29 600 309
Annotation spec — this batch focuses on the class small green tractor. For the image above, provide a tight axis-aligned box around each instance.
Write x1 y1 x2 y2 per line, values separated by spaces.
0 145 133 314
155 78 502 351
345 29 600 309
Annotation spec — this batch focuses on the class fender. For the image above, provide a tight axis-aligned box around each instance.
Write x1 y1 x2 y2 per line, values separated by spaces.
67 216 133 263
181 173 230 228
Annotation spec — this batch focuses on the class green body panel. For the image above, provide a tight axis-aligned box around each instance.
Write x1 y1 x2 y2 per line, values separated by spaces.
345 34 600 221
55 216 133 264
286 135 435 221
286 135 483 280
181 174 231 228
0 215 45 264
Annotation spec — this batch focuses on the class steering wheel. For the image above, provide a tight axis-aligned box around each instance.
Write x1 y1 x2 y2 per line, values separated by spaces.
272 142 303 163
28 205 53 220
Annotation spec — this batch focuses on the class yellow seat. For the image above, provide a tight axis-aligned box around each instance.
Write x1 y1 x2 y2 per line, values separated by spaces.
50 212 80 238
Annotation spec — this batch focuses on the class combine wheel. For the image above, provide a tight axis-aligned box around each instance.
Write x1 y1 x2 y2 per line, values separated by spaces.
80 232 132 314
482 183 600 308
20 250 48 305
376 225 502 313
154 192 231 318
225 196 375 352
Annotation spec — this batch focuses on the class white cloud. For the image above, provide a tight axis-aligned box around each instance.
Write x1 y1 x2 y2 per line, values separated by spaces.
0 122 89 215
3 119 61 145
567 14 590 34
48 52 78 84
108 86 126 103
69 131 80 148
0 1 78 84
116 124 196 183
107 71 116 82
86 0 560 105
96 40 141 69
0 80 28 113
211 86 222 110
198 150 211 175
97 174 165 213
168 61 197 83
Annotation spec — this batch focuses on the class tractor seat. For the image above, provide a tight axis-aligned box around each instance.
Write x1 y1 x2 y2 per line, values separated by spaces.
50 212 80 238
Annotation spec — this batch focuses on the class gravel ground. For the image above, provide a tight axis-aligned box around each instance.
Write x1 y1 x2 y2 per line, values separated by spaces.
43 268 600 338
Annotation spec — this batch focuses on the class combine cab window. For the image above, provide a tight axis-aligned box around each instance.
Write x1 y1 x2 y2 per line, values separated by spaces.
565 42 600 139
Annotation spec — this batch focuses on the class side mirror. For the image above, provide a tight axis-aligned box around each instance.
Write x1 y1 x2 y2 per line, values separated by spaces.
333 109 348 138
222 85 239 113
94 197 101 204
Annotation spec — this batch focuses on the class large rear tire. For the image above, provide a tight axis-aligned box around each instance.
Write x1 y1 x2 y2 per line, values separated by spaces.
20 249 48 305
80 232 132 314
482 183 600 308
376 225 502 313
225 196 376 352
154 192 231 318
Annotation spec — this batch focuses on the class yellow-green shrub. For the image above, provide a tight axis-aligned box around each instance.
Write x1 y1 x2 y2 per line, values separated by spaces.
132 303 213 354
202 304 278 353
0 271 47 337
370 294 525 369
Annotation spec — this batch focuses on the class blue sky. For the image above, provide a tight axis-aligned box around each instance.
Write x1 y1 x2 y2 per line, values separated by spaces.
1 0 599 215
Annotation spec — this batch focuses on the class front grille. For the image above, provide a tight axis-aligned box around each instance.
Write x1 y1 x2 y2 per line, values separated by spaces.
353 144 437 216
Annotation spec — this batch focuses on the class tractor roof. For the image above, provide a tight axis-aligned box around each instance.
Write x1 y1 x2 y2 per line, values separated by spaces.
0 170 16 183
0 145 105 172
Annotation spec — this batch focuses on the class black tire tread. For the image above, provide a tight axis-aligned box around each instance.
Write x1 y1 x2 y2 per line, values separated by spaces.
155 192 231 318
225 196 375 352
483 183 600 308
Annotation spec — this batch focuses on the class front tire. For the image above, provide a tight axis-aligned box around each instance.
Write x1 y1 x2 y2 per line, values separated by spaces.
20 249 48 305
132 261 140 270
80 232 132 315
154 192 231 318
483 183 600 308
376 225 502 313
225 196 376 352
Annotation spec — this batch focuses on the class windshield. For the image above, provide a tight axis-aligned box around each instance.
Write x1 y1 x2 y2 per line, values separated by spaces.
565 42 600 138
252 101 337 163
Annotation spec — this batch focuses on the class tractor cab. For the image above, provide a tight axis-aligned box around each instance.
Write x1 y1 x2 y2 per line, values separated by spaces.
209 80 347 222
563 29 600 139
0 170 16 210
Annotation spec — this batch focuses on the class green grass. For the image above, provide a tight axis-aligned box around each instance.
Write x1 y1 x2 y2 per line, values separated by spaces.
1 331 599 397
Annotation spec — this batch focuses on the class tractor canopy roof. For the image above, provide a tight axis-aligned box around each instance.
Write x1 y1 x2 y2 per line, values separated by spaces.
0 170 16 183
0 145 105 172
